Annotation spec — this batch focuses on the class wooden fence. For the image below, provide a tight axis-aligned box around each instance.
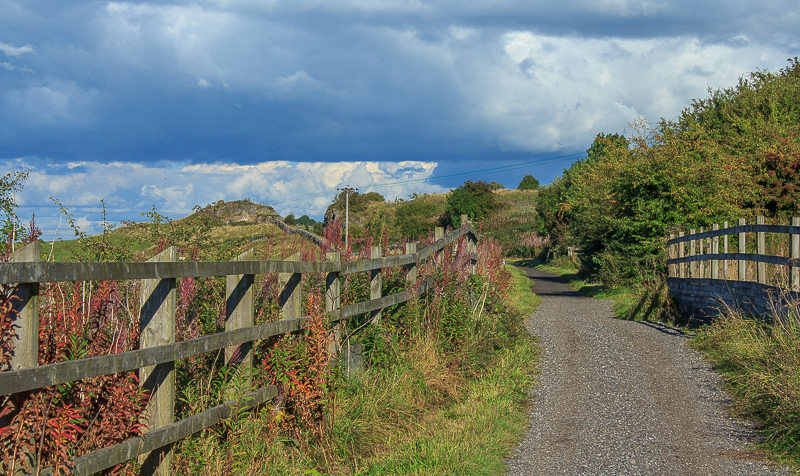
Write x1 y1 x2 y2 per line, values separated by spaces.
0 222 478 475
665 216 800 318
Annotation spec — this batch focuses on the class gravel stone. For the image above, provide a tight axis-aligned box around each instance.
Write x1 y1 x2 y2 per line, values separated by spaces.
506 266 792 476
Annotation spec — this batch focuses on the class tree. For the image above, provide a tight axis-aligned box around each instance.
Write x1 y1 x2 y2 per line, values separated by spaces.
489 180 504 190
284 213 297 225
445 180 497 227
297 215 315 226
517 175 539 190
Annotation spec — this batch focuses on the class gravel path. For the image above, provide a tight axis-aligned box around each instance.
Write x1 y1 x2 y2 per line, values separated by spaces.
506 266 791 476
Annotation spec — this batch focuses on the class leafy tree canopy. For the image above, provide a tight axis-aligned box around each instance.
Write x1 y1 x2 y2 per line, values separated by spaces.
517 175 539 190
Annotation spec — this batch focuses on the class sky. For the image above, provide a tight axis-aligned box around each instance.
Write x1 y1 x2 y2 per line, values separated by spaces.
1 0 799 238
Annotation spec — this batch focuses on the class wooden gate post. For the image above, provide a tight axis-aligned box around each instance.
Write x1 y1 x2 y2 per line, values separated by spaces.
325 252 341 355
225 248 255 392
9 241 40 371
711 224 719 279
757 215 766 284
689 228 697 278
370 246 382 324
139 246 176 476
791 217 799 292
279 252 302 320
404 242 418 283
738 218 746 281
678 231 685 278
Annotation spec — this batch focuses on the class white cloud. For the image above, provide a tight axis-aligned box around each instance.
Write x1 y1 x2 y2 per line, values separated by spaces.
0 41 34 56
5 158 444 238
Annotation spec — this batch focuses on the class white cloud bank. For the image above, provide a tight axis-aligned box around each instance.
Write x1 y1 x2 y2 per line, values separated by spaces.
4 157 443 239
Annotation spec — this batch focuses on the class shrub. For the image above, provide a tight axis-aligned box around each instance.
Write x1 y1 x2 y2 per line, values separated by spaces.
517 175 539 190
444 181 497 228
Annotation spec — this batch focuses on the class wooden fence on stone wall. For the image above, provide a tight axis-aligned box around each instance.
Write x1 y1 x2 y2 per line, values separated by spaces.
0 222 478 476
665 216 800 318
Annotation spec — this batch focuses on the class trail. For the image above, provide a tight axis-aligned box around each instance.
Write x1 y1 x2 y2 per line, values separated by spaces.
506 266 791 476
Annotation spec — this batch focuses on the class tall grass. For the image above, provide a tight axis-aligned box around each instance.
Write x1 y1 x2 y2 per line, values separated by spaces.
692 303 800 465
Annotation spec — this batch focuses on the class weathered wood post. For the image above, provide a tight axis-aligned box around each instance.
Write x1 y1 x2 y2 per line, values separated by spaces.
370 246 382 324
279 252 302 320
461 214 469 228
325 251 341 356
9 241 40 371
738 218 746 281
225 248 255 392
698 227 705 278
757 215 766 284
668 232 676 278
405 242 418 283
139 246 176 476
791 217 799 292
711 224 719 279
4 242 40 442
723 221 729 279
678 231 685 278
689 228 697 278
434 227 444 264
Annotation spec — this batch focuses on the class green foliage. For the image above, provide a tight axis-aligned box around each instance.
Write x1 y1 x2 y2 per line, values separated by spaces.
517 174 539 190
489 180 504 190
537 59 800 286
297 215 315 226
284 213 297 225
1 169 29 241
394 196 440 240
445 180 497 228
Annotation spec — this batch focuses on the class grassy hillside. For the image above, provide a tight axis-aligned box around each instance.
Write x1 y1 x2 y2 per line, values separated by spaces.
45 200 315 262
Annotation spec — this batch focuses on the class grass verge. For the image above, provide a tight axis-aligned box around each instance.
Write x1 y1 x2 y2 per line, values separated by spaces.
691 307 800 468
174 258 540 474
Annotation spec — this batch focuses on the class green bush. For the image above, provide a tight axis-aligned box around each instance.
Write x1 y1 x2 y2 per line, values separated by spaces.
445 181 497 228
517 175 539 190
395 197 440 239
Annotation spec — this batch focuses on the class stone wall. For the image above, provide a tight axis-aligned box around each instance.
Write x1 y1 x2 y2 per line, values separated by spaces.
667 277 800 321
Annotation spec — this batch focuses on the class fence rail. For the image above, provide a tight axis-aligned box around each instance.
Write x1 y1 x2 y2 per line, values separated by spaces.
665 216 800 318
1 222 478 475
665 216 800 290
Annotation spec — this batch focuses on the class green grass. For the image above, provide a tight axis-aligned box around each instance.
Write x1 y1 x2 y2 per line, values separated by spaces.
692 308 800 468
504 263 542 315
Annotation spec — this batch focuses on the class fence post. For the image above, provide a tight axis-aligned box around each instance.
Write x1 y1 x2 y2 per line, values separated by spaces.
434 227 444 264
139 246 176 476
678 231 685 278
738 218 746 281
698 226 705 278
757 215 766 284
791 216 799 292
689 228 697 278
668 233 676 278
325 251 341 356
225 248 255 392
405 242 418 283
723 221 729 279
712 224 719 279
370 246 382 324
9 241 40 371
461 214 469 228
467 226 477 275
279 252 302 320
